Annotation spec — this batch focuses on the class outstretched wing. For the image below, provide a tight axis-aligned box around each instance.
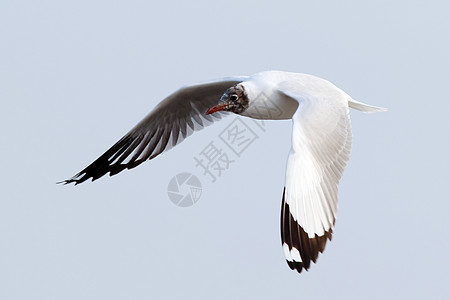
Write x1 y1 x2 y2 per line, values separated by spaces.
278 78 353 273
62 77 248 184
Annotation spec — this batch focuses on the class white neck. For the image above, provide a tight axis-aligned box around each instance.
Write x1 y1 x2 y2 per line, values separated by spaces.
239 72 299 120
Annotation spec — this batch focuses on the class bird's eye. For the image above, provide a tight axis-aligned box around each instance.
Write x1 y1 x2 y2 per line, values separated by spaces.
230 95 238 101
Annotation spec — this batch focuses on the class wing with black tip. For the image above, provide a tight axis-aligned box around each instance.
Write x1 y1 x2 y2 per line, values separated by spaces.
62 77 248 185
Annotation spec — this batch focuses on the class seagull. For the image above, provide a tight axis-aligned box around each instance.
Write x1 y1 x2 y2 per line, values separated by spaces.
61 71 386 273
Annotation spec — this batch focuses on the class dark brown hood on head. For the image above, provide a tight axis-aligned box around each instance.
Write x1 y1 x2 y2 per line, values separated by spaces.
217 85 249 114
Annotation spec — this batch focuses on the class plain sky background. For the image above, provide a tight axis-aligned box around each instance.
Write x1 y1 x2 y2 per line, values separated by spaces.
1 1 449 299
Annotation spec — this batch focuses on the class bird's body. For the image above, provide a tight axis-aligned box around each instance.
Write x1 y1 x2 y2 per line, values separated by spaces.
62 71 386 273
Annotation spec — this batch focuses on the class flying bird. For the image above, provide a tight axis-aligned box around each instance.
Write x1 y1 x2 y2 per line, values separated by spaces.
61 71 386 273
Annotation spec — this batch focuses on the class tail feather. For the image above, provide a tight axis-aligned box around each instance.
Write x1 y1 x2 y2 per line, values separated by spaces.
348 99 387 113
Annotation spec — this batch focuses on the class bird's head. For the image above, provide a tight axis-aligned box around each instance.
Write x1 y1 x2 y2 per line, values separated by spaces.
206 85 249 115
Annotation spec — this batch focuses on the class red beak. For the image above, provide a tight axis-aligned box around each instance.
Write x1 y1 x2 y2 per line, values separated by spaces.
206 103 227 115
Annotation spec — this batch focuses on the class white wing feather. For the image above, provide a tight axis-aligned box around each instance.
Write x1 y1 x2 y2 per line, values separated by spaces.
280 78 352 237
278 76 353 272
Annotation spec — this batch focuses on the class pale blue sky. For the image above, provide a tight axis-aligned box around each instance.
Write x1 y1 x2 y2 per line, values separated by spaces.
1 1 449 299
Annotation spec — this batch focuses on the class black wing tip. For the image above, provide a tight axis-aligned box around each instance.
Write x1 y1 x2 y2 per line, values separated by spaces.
281 187 334 274
56 178 82 186
56 171 93 186
56 176 80 186
287 260 309 274
284 230 333 274
59 130 162 185
57 160 146 186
